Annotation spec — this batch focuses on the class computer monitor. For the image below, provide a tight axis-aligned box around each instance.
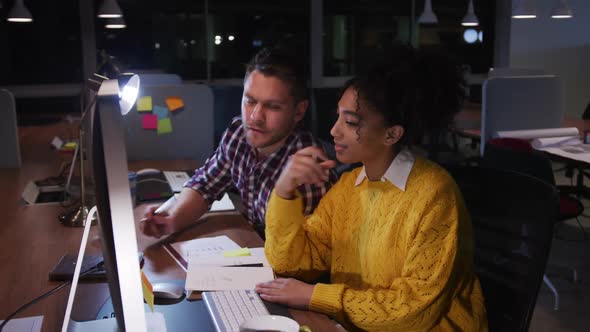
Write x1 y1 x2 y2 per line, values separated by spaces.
62 79 165 331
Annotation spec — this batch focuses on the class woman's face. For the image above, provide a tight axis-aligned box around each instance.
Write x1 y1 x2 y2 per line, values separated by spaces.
330 86 394 165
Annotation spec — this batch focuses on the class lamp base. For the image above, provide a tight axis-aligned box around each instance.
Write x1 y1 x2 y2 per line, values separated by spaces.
59 205 97 227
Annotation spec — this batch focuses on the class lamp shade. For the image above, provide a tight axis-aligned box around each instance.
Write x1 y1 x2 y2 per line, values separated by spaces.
86 73 139 115
462 0 479 26
551 0 573 18
98 0 123 18
105 17 126 29
418 0 438 24
117 74 140 115
512 0 537 19
7 0 33 23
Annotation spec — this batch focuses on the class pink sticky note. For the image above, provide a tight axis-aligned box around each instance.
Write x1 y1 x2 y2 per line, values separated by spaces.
142 114 158 130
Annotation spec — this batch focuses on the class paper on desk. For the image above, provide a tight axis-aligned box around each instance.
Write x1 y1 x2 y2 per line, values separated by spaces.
495 127 579 140
531 136 581 149
163 235 240 271
185 266 274 291
210 193 236 212
0 315 43 332
190 247 270 267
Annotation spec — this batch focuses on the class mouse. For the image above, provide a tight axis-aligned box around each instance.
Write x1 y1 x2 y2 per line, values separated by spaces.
239 315 299 332
152 282 185 300
136 168 161 176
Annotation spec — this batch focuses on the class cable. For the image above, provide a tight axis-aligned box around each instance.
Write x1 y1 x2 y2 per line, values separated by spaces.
0 264 103 331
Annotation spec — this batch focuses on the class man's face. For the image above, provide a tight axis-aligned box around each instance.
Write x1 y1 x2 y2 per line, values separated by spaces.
241 70 307 157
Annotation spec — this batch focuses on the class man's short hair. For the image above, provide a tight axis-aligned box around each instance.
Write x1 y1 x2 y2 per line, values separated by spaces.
244 47 308 103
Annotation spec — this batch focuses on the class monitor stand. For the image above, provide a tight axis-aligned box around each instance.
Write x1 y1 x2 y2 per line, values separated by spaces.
66 312 166 332
60 206 167 332
96 280 215 332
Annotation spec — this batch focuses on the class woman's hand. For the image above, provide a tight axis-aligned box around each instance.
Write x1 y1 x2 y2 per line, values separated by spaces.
255 278 315 310
274 146 337 199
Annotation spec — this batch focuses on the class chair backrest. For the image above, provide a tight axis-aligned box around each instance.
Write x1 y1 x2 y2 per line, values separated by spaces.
481 137 556 185
122 84 214 163
481 75 563 156
583 101 590 120
446 165 558 332
0 89 21 168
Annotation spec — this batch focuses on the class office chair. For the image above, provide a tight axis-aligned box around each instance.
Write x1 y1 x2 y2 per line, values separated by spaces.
0 89 21 168
481 137 584 310
582 101 590 120
446 165 558 332
482 138 584 228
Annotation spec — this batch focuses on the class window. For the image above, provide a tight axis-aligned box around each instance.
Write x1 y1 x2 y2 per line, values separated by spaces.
324 0 413 76
0 0 82 84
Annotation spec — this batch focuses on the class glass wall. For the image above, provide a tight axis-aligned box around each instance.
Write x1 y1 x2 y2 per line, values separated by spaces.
323 0 494 77
323 0 413 76
1 1 495 84
94 0 308 80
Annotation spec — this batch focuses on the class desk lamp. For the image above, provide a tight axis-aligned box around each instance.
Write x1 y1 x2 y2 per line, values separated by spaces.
59 73 139 227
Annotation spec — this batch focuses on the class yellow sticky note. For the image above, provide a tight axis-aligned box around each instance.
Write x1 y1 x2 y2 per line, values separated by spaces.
137 96 153 112
223 247 251 257
63 142 77 150
157 118 173 135
166 96 184 112
141 270 154 312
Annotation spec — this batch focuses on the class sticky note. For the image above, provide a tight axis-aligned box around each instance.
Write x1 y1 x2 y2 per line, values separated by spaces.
157 118 173 135
166 96 184 112
223 247 251 257
153 105 169 119
142 114 158 130
63 142 77 150
137 96 153 112
141 270 154 312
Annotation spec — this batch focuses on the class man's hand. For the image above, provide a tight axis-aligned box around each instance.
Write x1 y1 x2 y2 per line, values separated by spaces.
255 278 315 310
139 205 177 238
139 188 210 238
274 146 336 200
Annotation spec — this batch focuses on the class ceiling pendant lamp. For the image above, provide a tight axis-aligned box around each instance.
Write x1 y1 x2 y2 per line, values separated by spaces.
551 0 573 19
97 0 123 18
512 0 537 19
105 17 126 29
418 0 438 24
462 0 479 26
7 0 33 23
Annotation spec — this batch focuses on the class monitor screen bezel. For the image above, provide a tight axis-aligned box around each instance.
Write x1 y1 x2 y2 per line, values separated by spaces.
90 79 147 331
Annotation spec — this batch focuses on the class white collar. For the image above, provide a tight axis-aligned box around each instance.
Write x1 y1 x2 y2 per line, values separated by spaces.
354 149 415 191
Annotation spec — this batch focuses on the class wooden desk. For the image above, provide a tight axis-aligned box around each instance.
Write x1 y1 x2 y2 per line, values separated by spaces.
0 122 341 332
453 109 590 142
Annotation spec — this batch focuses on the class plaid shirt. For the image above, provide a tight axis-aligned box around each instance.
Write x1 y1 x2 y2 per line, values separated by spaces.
186 117 338 225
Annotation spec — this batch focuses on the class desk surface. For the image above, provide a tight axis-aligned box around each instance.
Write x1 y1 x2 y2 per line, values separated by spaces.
453 108 590 139
0 122 341 332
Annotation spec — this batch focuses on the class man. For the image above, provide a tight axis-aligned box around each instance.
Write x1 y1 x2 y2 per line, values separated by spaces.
141 47 338 238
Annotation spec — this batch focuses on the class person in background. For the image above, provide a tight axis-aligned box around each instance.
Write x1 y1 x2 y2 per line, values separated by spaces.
141 47 338 238
257 46 488 331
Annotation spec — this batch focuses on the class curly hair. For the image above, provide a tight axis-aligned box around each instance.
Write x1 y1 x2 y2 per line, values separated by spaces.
341 45 465 146
245 47 309 103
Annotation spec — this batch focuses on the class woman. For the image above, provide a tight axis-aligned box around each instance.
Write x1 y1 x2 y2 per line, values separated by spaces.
256 46 487 331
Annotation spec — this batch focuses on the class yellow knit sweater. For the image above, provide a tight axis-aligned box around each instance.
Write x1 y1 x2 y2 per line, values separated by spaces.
265 157 487 331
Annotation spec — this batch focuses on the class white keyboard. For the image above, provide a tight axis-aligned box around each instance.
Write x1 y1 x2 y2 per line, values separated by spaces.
163 171 190 193
203 289 270 332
